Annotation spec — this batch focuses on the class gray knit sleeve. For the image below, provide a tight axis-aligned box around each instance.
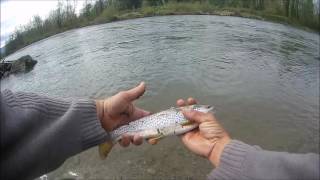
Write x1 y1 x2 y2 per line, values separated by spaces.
207 140 319 180
0 90 109 180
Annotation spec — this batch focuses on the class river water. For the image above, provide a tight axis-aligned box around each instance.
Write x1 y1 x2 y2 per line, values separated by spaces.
1 15 319 179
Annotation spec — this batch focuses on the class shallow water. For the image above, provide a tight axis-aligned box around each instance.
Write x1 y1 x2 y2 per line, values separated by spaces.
1 15 319 179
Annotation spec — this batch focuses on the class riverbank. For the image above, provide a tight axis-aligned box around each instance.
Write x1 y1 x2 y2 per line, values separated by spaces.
2 2 319 59
61 3 320 33
94 4 317 31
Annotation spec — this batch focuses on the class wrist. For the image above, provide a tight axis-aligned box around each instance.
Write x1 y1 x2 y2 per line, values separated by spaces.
95 100 105 130
208 135 231 167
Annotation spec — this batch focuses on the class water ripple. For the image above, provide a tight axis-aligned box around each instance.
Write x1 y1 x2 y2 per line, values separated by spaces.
2 15 319 179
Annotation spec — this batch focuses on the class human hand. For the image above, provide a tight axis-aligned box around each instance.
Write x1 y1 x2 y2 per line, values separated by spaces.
177 98 231 167
96 82 151 147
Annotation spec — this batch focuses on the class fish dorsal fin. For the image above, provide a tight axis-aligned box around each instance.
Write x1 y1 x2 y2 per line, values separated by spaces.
170 106 181 113
156 111 168 117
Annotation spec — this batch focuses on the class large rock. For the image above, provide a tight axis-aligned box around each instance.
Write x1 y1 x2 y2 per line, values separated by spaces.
0 55 37 78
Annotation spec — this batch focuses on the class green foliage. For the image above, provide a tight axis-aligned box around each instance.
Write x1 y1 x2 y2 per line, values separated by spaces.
95 6 120 23
144 0 168 6
2 0 319 58
113 0 143 10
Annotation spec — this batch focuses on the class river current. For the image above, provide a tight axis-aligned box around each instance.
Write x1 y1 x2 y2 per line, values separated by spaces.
1 15 319 179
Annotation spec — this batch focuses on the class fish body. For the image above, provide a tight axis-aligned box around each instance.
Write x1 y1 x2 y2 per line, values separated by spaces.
99 104 213 159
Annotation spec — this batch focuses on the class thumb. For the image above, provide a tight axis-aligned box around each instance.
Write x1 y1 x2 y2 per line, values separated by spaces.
124 82 146 101
182 110 206 124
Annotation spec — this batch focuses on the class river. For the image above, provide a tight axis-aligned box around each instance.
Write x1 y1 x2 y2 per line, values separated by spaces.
1 15 319 179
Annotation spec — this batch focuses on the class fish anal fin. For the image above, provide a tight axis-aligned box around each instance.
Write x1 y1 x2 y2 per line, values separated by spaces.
147 134 164 145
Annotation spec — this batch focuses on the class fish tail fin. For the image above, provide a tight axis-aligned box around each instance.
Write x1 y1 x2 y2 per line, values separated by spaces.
99 141 114 159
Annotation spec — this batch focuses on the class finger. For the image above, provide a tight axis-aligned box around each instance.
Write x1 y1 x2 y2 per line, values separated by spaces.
119 135 131 147
182 110 207 123
130 107 151 121
176 99 186 107
187 97 197 105
132 135 143 145
124 82 146 101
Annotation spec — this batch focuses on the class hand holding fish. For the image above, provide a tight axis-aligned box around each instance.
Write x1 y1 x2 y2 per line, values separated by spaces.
95 82 151 146
177 98 231 167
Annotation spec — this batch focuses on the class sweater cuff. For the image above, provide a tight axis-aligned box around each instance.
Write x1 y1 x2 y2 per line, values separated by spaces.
77 100 109 150
207 140 260 180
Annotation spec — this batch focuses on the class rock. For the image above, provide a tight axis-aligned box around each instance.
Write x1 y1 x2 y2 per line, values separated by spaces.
10 55 37 73
0 55 37 78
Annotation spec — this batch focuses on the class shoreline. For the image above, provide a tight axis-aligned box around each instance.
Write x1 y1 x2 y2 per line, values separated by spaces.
2 9 319 59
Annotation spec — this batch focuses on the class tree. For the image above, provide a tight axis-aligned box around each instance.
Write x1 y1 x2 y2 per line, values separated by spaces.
117 0 142 9
32 15 43 31
56 0 64 28
82 0 93 18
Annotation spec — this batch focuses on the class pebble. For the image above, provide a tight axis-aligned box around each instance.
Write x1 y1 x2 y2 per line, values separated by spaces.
147 168 156 175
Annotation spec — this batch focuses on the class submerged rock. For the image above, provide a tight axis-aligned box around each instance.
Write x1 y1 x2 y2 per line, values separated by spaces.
0 55 37 78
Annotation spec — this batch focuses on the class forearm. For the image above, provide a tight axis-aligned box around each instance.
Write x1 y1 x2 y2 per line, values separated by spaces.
0 90 109 180
207 140 319 180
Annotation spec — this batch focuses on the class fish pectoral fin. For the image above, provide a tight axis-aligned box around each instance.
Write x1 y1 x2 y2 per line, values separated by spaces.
99 141 114 160
180 120 195 127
